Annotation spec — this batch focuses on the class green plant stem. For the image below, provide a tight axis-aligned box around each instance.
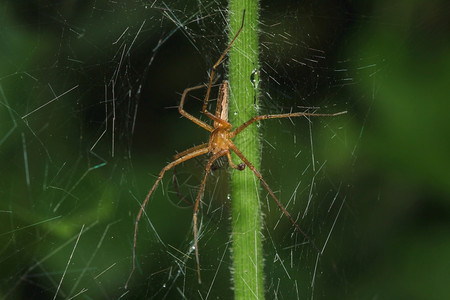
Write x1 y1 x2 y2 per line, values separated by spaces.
228 1 264 299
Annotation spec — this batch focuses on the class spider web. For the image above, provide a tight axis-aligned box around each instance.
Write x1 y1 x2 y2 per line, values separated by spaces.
0 1 389 299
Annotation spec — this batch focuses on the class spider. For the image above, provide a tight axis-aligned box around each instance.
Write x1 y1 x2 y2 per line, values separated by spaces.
126 11 346 287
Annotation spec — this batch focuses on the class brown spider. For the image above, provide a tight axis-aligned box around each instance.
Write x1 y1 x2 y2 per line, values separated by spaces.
126 12 346 287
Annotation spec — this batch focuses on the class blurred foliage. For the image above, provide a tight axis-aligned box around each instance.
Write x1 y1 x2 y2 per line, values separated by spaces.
0 0 449 299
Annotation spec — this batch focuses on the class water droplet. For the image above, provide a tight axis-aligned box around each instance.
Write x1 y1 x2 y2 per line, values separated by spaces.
226 194 231 201
250 69 260 89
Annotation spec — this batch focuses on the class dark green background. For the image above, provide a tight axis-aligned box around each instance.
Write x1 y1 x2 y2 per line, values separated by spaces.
1 0 449 299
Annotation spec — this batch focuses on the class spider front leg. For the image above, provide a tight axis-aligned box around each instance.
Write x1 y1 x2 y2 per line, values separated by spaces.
231 110 347 138
179 85 213 132
201 11 246 124
192 149 229 284
125 146 209 289
228 141 321 253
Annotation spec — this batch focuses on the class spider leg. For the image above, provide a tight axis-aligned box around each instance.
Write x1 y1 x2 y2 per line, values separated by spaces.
201 11 246 122
193 149 229 284
230 110 347 138
179 85 214 132
125 146 209 289
172 143 210 206
228 141 321 253
174 143 209 160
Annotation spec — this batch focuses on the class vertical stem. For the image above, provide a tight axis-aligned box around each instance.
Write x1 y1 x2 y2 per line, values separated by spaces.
228 1 264 299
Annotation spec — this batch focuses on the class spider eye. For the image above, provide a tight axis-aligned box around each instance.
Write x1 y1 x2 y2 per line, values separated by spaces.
238 163 245 171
